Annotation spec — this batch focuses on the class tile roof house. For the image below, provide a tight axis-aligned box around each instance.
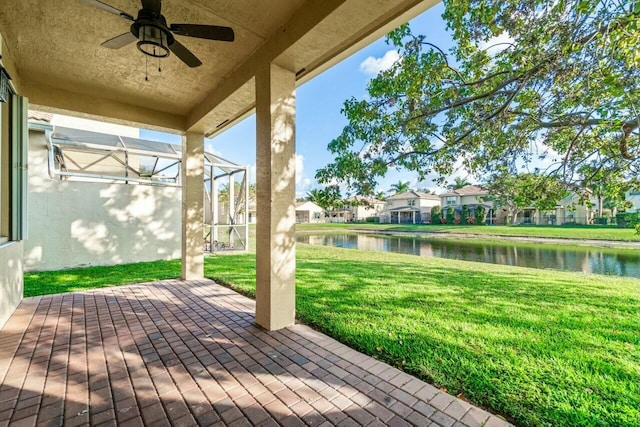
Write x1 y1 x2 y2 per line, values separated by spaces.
439 185 596 225
438 185 495 223
295 201 324 223
379 191 441 224
344 196 386 222
440 185 491 207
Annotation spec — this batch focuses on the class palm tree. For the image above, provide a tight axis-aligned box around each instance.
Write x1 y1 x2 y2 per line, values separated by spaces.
389 180 410 194
448 177 472 190
374 190 386 201
306 189 329 210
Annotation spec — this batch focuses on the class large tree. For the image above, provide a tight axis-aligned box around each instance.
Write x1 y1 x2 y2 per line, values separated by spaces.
580 163 635 216
485 171 569 224
316 0 639 195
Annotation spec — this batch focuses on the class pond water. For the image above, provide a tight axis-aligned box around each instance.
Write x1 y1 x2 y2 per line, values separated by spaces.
297 233 640 277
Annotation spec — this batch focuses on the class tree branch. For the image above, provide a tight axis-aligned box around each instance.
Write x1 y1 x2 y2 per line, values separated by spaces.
385 149 441 166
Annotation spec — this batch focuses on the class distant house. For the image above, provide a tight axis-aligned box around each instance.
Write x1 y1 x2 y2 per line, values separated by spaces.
513 191 595 225
439 185 494 223
345 196 386 222
248 202 257 224
625 189 640 212
327 207 351 223
439 184 597 225
379 191 441 224
295 201 324 223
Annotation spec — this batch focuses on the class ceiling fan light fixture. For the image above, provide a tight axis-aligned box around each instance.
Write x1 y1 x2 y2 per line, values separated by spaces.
85 0 235 68
137 25 169 58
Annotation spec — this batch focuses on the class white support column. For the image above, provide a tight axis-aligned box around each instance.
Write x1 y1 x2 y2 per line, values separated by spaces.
212 173 219 244
244 171 250 251
255 63 296 331
181 132 205 280
228 174 235 247
228 174 235 223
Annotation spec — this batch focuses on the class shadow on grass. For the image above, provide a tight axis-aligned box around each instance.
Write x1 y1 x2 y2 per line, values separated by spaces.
205 247 639 427
24 260 182 297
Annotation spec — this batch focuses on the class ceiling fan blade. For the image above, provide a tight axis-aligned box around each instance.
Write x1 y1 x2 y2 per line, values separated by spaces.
80 0 134 21
101 32 137 49
170 24 234 42
169 40 202 68
141 0 162 16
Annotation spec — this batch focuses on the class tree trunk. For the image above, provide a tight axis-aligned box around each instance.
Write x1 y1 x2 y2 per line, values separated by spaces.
598 195 603 217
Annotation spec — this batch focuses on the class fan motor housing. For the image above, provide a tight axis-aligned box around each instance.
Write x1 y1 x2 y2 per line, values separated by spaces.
131 9 175 57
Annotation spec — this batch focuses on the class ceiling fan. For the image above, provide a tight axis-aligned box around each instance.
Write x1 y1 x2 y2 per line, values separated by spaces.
81 0 234 68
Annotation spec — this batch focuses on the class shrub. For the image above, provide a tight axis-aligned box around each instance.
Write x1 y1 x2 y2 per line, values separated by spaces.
616 212 640 228
475 205 486 225
431 205 442 220
365 216 376 223
468 216 475 224
446 206 456 224
461 205 470 224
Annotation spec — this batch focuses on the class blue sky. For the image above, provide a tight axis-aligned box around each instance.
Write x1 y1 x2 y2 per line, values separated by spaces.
141 3 457 198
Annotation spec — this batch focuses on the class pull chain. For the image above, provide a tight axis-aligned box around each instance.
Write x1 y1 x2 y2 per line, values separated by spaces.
144 51 162 81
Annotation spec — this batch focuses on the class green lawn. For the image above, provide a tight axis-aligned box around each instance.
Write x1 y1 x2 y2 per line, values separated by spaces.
23 259 182 297
24 246 639 427
296 222 640 242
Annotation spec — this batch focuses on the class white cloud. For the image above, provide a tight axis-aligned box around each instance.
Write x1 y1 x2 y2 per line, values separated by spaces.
248 164 256 183
295 154 305 186
205 144 224 158
359 50 400 76
478 32 515 57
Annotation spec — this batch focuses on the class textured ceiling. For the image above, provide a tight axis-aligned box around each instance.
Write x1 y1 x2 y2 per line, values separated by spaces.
0 0 435 134
0 0 305 116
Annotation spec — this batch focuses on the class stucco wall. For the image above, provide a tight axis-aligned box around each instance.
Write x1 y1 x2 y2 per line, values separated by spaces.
460 195 487 205
352 204 384 220
24 130 182 272
417 199 441 208
0 241 23 329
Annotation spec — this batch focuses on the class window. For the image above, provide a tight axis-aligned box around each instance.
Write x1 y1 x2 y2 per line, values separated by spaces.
407 199 416 206
446 196 457 206
0 91 6 241
0 87 28 242
387 200 393 207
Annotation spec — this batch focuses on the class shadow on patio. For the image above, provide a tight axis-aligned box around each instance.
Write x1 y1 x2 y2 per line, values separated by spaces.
0 280 509 427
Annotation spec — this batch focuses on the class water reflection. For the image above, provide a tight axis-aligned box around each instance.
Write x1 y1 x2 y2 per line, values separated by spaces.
297 233 640 277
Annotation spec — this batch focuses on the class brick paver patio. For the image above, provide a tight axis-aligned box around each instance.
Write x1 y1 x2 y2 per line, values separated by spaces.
0 280 513 427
